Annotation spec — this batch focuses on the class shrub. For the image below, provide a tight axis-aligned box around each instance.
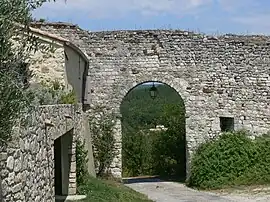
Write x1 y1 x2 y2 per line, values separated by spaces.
89 107 117 177
122 103 186 178
152 128 186 178
187 130 270 190
235 134 270 185
60 90 76 104
76 139 89 187
28 80 77 105
122 124 156 177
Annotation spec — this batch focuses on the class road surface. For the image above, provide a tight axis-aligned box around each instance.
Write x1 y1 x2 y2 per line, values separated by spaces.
124 178 270 202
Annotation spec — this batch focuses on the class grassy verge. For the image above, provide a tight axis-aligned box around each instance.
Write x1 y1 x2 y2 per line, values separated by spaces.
78 176 153 202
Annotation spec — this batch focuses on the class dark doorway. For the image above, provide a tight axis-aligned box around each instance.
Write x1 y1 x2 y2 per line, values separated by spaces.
54 136 62 195
54 129 73 199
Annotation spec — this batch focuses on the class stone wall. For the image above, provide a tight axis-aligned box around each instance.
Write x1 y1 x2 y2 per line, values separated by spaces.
0 104 83 202
25 35 66 86
24 28 90 104
31 22 270 178
11 31 66 86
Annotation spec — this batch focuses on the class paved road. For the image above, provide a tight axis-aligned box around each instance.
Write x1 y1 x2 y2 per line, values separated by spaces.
124 178 270 202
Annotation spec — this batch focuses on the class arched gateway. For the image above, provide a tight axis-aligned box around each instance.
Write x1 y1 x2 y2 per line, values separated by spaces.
116 79 188 178
120 81 187 178
31 22 270 179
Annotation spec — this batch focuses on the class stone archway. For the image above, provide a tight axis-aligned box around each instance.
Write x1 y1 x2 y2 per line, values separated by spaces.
109 77 193 179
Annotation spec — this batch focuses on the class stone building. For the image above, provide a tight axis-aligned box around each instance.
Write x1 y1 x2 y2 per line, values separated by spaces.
0 26 95 201
28 22 270 179
4 21 270 190
27 26 90 105
0 105 84 201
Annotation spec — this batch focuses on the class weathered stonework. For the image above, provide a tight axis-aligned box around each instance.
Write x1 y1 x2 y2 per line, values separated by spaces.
11 32 66 86
28 40 65 86
0 104 83 202
31 22 270 178
17 26 90 105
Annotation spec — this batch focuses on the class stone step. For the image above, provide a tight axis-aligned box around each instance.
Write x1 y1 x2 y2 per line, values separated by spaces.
55 195 87 202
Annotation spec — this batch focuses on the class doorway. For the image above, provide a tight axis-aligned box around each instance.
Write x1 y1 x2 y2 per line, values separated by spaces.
54 136 62 195
54 130 73 197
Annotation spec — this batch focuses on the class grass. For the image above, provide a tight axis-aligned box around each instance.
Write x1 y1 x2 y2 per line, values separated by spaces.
78 176 153 202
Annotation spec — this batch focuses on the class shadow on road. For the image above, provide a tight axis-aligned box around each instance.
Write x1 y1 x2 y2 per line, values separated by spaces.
123 176 186 184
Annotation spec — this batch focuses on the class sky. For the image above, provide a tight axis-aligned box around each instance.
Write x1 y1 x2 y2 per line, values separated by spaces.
32 0 270 35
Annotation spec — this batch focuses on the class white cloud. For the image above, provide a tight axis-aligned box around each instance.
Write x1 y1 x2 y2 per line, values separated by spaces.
33 0 213 19
32 0 270 34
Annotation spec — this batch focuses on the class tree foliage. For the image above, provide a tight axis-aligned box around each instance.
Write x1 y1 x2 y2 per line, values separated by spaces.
29 80 77 105
121 84 186 178
0 0 58 143
187 131 270 189
76 139 89 187
89 107 117 177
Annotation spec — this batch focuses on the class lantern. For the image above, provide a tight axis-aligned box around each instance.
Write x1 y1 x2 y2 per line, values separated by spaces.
149 82 157 99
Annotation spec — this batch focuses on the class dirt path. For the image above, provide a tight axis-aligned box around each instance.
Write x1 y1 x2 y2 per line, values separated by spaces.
124 179 270 202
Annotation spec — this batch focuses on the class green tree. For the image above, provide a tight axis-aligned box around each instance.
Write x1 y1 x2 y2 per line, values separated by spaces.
121 84 186 178
0 0 57 143
89 107 117 177
151 103 186 178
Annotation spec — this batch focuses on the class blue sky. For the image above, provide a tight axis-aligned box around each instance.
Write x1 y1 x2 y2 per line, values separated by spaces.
32 0 270 35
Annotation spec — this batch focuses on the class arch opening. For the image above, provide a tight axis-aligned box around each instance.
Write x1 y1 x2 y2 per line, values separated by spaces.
120 81 186 181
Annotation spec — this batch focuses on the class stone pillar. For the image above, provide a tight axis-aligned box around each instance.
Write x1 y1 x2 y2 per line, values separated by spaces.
68 138 77 195
82 114 96 177
61 134 69 195
58 129 77 196
110 117 122 178
185 114 194 181
0 151 7 202
185 146 192 181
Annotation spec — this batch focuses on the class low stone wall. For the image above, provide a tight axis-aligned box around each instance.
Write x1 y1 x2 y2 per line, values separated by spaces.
0 104 83 202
